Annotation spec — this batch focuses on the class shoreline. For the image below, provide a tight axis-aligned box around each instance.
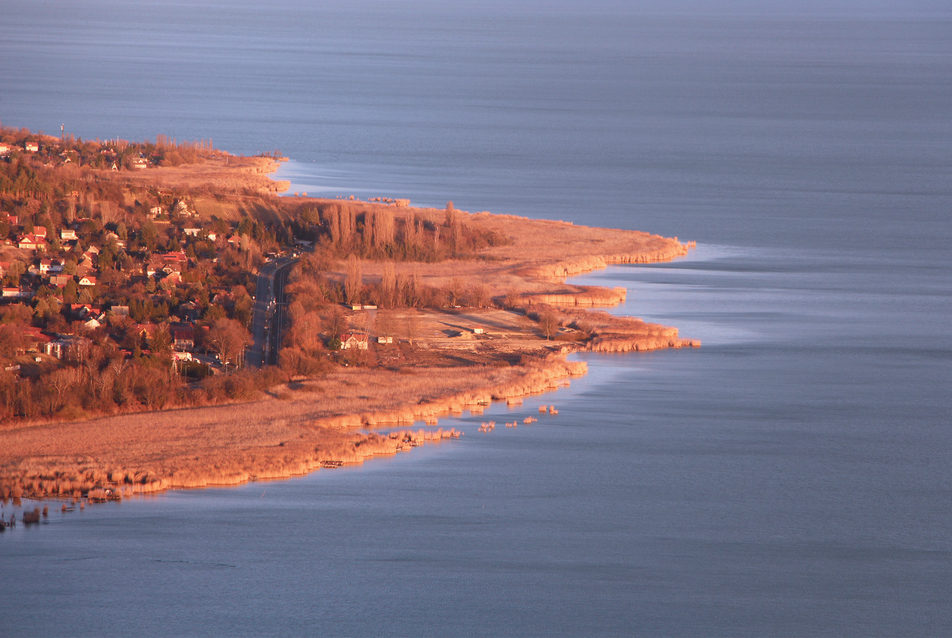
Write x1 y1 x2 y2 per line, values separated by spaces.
0 153 698 507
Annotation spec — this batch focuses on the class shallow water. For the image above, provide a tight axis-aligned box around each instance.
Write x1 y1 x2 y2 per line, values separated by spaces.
1 1 951 635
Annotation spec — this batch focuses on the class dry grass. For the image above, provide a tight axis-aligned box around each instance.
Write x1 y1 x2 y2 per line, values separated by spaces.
0 358 583 499
108 154 288 196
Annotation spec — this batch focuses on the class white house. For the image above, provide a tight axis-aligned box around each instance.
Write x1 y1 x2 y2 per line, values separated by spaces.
340 333 369 350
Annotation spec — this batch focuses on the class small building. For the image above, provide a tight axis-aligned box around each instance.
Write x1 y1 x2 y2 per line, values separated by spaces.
173 201 191 216
24 142 39 153
177 301 201 322
161 250 187 264
473 327 484 335
340 333 369 350
130 157 148 170
2 287 31 299
17 235 46 251
170 324 195 351
377 336 393 344
38 258 61 274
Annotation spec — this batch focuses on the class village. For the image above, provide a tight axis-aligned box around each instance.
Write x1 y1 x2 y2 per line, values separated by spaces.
0 129 308 419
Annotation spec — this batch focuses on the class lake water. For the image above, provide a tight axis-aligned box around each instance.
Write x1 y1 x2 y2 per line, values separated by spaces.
1 2 951 635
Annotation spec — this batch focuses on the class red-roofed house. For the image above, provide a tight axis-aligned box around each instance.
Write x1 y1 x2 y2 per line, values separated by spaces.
340 333 369 350
18 235 46 251
170 324 195 351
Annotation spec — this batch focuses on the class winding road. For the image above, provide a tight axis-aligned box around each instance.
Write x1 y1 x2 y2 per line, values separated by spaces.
246 256 298 368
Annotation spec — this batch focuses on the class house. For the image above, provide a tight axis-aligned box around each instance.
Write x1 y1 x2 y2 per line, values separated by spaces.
24 142 39 152
60 229 77 241
49 275 71 288
130 157 148 170
170 323 195 351
135 324 158 341
473 327 484 335
78 275 97 287
33 226 47 238
18 235 46 251
149 206 163 218
161 250 187 264
173 201 191 216
110 305 130 318
183 227 201 237
38 258 62 274
377 336 393 344
177 301 201 322
340 333 369 350
83 317 102 330
2 287 31 299
69 304 101 319
0 143 10 155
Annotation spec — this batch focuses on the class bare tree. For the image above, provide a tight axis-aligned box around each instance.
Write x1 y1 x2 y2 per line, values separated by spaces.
381 261 396 308
404 311 419 346
539 308 559 340
325 305 347 341
208 318 252 370
344 255 362 305
470 283 490 309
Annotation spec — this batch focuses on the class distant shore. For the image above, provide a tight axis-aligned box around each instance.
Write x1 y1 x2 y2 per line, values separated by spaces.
0 152 697 505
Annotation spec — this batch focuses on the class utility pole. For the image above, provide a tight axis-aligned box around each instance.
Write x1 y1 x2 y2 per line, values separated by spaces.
61 124 64 141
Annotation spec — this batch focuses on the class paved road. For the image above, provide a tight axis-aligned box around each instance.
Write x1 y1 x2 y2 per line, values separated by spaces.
246 257 298 368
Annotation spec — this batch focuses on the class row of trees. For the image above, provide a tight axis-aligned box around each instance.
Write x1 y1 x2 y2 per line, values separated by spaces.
293 201 509 262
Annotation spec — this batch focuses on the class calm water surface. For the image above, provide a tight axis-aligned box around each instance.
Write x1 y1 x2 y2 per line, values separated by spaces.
1 1 951 635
